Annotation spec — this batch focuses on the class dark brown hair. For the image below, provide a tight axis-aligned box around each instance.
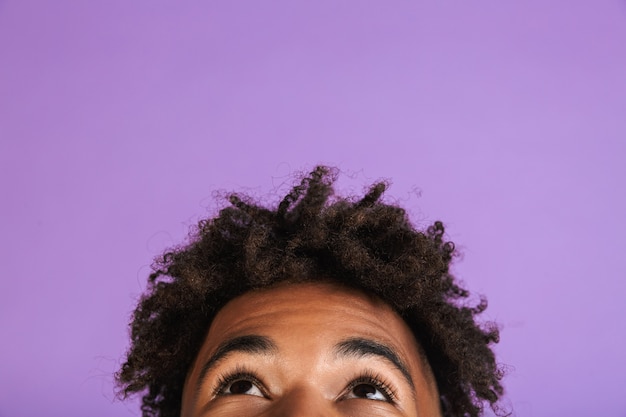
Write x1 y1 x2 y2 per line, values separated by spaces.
117 166 505 417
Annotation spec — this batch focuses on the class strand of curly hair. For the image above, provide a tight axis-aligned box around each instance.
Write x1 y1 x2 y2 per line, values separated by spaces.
117 166 505 417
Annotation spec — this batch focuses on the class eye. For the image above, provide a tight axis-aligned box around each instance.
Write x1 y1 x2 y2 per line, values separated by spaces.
346 382 389 401
343 374 396 403
214 371 266 398
220 379 264 397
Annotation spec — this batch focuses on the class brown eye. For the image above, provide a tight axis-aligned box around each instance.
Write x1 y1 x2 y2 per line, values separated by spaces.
351 383 387 401
229 380 253 394
220 378 264 397
343 375 396 403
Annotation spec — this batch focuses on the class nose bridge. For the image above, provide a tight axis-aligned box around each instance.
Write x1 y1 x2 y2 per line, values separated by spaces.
271 386 337 417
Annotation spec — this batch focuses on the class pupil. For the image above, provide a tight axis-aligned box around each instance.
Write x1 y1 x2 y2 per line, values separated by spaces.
353 383 376 398
230 380 253 394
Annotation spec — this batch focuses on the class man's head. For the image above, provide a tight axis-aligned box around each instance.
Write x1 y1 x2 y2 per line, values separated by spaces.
117 166 504 417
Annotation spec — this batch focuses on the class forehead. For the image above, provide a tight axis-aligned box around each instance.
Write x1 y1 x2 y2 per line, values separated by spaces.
210 282 402 336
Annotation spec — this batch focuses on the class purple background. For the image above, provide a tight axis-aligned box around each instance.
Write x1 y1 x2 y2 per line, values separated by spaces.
1 1 625 416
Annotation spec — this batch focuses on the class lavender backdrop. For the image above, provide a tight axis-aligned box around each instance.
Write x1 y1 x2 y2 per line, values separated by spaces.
1 1 625 416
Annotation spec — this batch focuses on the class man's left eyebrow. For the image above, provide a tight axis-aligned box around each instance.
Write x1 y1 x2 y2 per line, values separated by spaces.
334 337 415 390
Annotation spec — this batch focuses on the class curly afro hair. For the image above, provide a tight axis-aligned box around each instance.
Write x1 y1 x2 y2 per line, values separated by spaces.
117 166 505 417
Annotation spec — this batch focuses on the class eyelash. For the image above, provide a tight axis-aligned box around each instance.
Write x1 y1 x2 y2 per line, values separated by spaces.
213 367 398 403
213 366 267 398
344 370 398 403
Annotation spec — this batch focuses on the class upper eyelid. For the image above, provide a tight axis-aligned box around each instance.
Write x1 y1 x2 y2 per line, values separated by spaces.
334 338 415 392
197 335 277 397
198 355 267 398
212 369 269 398
342 372 399 403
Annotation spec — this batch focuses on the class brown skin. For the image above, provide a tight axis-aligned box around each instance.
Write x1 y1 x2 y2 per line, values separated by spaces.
181 282 442 417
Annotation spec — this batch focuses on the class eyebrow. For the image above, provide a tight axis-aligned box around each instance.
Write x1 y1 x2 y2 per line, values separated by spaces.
334 337 415 390
195 334 277 394
194 335 415 396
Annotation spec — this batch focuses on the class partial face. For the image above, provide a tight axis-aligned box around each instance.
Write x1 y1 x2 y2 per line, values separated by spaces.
181 282 442 417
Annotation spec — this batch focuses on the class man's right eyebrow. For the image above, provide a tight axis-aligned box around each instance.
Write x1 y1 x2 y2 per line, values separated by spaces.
195 334 277 393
